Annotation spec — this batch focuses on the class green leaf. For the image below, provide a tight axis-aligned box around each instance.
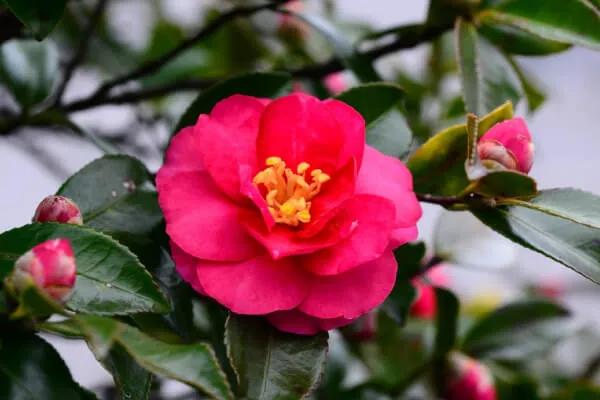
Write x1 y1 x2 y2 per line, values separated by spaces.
509 60 547 113
480 0 600 51
74 315 234 400
0 223 169 315
433 288 459 358
0 333 95 399
102 345 153 400
461 300 570 358
225 314 328 400
0 39 58 109
57 155 163 236
2 0 67 40
478 21 572 55
394 241 427 279
434 210 518 270
501 188 600 229
382 282 417 327
549 384 600 400
497 378 541 400
174 72 292 133
455 19 523 117
7 279 65 320
335 83 412 157
474 170 538 198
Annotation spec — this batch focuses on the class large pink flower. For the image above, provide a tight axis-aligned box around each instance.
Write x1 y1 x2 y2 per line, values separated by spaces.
157 93 421 334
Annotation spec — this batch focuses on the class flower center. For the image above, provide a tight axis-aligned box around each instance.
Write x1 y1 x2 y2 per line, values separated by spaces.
253 156 330 227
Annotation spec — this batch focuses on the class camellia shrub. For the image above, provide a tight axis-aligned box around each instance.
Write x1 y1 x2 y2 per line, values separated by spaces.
1 0 600 399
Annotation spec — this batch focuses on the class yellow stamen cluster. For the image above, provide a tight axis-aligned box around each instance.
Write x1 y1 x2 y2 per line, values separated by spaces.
253 156 330 227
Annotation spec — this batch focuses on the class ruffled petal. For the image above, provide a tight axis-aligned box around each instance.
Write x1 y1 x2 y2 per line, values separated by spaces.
161 126 206 178
389 226 419 248
257 93 344 174
357 146 422 228
324 99 366 170
299 250 397 319
267 309 354 335
196 255 313 315
302 194 395 276
157 171 261 261
195 95 268 201
170 241 206 295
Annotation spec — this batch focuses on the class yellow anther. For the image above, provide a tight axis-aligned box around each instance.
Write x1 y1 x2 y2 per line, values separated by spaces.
266 156 282 166
252 156 329 227
297 162 310 174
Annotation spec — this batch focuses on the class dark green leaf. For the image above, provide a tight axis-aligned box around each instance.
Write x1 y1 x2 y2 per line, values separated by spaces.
57 155 162 236
0 333 95 400
335 83 412 157
497 377 541 400
3 0 66 39
7 279 65 319
478 22 572 55
433 288 459 358
461 300 570 357
455 19 523 117
225 314 328 400
474 170 538 198
0 223 169 315
0 39 58 109
102 345 153 400
394 241 427 279
480 0 600 51
174 72 292 133
74 315 234 400
549 384 600 400
382 282 417 327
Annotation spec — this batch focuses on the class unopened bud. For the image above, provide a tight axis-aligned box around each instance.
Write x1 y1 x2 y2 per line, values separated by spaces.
33 195 83 225
410 265 450 320
7 239 76 303
443 352 497 400
477 118 535 174
531 279 565 299
323 73 348 95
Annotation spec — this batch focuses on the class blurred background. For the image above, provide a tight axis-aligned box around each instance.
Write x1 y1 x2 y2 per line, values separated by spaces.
1 0 599 396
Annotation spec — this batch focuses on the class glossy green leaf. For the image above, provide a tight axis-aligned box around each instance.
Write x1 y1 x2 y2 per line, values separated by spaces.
0 333 95 400
480 0 600 51
0 39 58 109
501 188 600 229
57 155 162 236
433 288 459 358
73 315 234 400
478 22 572 55
394 241 427 279
455 19 523 117
472 203 600 284
461 300 570 359
225 314 328 400
474 170 538 198
335 83 412 157
434 210 518 270
3 0 67 40
102 345 153 400
174 72 292 133
0 223 169 315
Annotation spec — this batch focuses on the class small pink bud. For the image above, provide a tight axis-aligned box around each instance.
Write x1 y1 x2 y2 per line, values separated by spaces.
532 280 565 299
33 195 83 225
477 118 535 174
444 352 497 400
410 265 450 320
9 239 76 303
323 73 347 95
343 311 377 341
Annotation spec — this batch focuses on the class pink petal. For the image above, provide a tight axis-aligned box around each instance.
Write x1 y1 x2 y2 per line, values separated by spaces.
302 194 395 276
410 283 437 320
357 146 422 228
389 226 419 248
241 212 343 259
267 309 354 335
299 250 397 319
256 93 344 173
157 171 260 261
324 99 365 170
161 126 206 178
196 255 313 315
170 241 206 295
195 95 268 201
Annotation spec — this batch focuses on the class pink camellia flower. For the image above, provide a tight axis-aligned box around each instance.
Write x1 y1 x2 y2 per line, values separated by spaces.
477 117 535 174
33 195 83 225
410 264 450 320
7 239 76 303
443 352 497 400
157 93 421 334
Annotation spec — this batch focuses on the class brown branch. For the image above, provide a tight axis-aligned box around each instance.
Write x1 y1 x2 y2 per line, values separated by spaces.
53 0 111 106
416 193 463 206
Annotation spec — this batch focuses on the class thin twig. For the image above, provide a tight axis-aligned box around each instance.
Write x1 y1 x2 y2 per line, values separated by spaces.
89 3 281 99
416 193 463 206
53 0 111 106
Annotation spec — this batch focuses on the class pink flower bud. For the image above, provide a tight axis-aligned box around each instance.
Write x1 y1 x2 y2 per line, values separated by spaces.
410 265 450 320
33 195 83 225
9 239 76 303
477 118 535 174
444 352 497 400
532 279 565 299
323 73 347 95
